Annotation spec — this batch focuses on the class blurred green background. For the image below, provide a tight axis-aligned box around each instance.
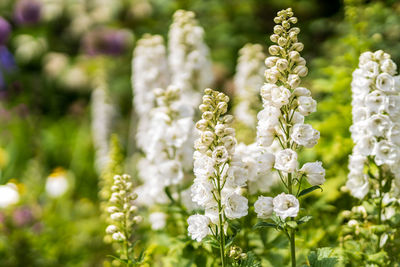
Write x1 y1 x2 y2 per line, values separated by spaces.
0 0 400 266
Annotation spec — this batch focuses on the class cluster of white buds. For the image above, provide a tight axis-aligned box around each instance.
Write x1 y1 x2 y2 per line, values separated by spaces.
168 10 213 107
91 72 116 173
135 85 194 209
347 50 400 199
255 8 325 219
106 174 141 244
132 34 170 150
188 88 248 242
233 43 266 128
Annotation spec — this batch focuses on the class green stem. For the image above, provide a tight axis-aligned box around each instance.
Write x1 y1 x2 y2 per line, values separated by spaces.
216 168 226 267
287 173 296 267
376 167 383 251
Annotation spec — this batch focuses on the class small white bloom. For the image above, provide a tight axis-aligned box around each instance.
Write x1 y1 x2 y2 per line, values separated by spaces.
291 123 320 148
274 149 298 173
106 225 118 234
191 179 214 207
376 73 395 93
112 232 126 241
346 172 369 199
373 140 399 166
45 174 69 198
212 146 229 164
273 193 300 220
187 214 210 242
0 183 19 208
224 192 249 219
254 196 273 219
300 161 325 186
297 96 316 116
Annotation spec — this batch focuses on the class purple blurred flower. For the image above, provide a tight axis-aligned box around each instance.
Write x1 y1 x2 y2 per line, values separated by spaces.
0 17 11 45
12 206 33 227
0 46 16 90
82 28 132 56
14 0 41 25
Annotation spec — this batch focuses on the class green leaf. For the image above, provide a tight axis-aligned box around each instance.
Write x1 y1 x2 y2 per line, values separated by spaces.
298 215 312 225
298 185 323 197
253 222 277 229
286 221 297 229
304 247 338 267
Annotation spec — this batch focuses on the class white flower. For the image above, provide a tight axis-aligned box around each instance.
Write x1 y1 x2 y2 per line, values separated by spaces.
212 146 229 164
354 135 376 156
361 61 379 78
367 114 392 137
254 196 273 219
273 193 300 220
373 140 399 166
291 123 320 148
297 96 316 116
158 160 184 186
227 164 248 187
191 179 214 207
193 151 215 180
149 212 167 230
346 173 369 199
389 123 400 146
274 149 298 173
224 192 249 219
106 225 118 234
45 174 68 198
0 183 19 208
270 85 291 108
187 214 210 242
380 59 397 76
364 90 387 115
376 73 395 93
112 232 126 241
300 161 325 186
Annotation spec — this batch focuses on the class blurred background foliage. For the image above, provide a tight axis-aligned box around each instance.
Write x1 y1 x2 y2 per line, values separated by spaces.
1 0 400 266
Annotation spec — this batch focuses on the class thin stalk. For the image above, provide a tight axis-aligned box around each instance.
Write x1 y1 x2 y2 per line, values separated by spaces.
216 168 226 267
287 173 296 267
376 167 383 251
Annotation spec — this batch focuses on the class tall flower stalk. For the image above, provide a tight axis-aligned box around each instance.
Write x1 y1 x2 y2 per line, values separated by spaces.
106 174 143 266
233 43 265 141
254 8 325 267
188 89 249 266
346 50 400 256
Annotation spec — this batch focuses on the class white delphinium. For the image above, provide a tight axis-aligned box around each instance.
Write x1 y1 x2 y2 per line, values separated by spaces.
347 50 400 252
253 9 325 267
136 85 194 208
168 10 213 107
91 73 116 173
106 174 142 263
233 44 265 128
188 88 248 266
132 34 170 150
45 168 69 198
0 183 19 208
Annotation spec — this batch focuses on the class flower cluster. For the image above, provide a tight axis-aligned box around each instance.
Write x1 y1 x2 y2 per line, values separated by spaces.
347 50 400 199
91 73 116 173
106 174 141 249
168 10 213 106
255 8 325 220
233 43 265 128
188 88 248 243
136 85 194 208
253 9 325 266
132 34 170 150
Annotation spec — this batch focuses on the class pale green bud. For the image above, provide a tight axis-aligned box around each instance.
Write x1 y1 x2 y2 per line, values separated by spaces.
204 88 213 95
282 20 290 29
277 37 287 47
217 102 228 114
269 45 280 56
202 111 213 121
289 51 300 61
273 25 283 34
294 65 308 77
289 17 297 24
291 42 304 52
265 56 279 68
276 58 289 71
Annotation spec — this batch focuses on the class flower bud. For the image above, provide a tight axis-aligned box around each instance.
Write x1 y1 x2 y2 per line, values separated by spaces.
268 45 280 56
294 65 308 77
289 17 297 24
277 37 287 47
265 56 279 68
291 42 304 52
270 34 279 43
288 74 301 89
202 111 213 121
215 124 225 137
204 88 212 95
274 16 282 24
199 104 209 112
133 215 143 223
110 212 124 221
289 51 300 61
273 25 283 34
217 102 228 114
112 232 125 241
276 59 289 71
282 20 290 29
106 225 118 234
222 115 234 124
297 57 306 66
195 119 208 131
